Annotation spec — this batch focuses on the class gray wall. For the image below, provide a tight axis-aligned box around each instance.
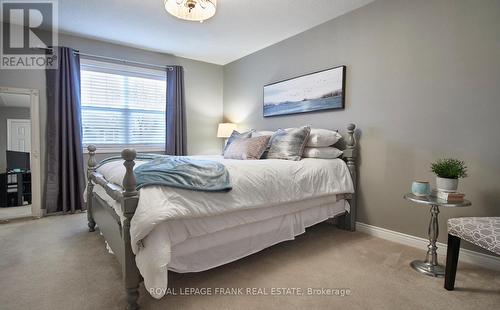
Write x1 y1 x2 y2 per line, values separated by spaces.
0 107 30 172
223 0 500 252
0 31 224 209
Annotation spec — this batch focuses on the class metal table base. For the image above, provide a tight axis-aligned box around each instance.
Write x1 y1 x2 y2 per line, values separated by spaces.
411 204 444 277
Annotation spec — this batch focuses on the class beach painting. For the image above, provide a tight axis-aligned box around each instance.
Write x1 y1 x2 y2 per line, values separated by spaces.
263 66 345 117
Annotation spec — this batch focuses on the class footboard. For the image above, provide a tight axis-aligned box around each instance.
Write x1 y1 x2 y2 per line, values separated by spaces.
86 146 141 310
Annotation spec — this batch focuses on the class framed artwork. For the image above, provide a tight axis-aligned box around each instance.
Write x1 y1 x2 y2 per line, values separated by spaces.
263 65 346 117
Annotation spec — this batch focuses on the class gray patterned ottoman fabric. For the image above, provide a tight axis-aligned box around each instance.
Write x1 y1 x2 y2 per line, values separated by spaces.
447 217 500 255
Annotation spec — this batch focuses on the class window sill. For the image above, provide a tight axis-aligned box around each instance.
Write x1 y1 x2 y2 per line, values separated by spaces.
82 146 165 154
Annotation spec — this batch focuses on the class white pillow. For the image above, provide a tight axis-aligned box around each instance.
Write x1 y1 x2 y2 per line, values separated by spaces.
252 130 275 137
302 147 343 159
306 128 342 147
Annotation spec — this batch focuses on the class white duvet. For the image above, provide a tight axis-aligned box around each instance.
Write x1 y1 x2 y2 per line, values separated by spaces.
95 155 354 298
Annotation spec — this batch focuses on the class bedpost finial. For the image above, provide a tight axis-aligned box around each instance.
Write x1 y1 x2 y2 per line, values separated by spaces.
121 149 137 161
87 145 97 170
121 149 137 195
346 123 357 149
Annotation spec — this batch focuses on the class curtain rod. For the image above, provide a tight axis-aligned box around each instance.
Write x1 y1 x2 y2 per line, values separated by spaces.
38 47 174 71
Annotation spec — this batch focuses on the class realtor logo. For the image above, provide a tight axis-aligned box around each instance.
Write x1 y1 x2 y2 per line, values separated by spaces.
1 0 58 69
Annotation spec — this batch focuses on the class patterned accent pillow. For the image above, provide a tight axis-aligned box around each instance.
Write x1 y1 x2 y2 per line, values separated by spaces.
267 126 311 161
224 130 254 152
224 135 271 160
252 130 275 159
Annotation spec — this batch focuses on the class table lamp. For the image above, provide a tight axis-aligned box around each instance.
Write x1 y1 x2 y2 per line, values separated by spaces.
217 123 237 150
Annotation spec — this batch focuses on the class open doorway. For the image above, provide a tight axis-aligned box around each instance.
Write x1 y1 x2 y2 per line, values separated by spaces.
0 87 41 222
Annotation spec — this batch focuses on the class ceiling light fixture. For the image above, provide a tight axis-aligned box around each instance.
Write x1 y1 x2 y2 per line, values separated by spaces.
164 0 217 23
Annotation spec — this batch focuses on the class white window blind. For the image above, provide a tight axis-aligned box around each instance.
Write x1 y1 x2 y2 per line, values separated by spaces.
80 60 166 151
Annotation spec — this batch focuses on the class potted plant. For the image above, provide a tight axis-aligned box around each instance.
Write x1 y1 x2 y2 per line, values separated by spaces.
430 158 468 192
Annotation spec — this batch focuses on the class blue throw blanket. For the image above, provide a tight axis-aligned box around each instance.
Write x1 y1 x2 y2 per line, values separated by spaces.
96 154 231 192
134 156 232 192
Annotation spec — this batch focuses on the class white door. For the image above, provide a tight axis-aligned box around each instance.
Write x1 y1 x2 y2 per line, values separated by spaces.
7 119 31 152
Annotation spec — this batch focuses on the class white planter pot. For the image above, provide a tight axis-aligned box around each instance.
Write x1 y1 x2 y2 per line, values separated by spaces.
436 177 458 192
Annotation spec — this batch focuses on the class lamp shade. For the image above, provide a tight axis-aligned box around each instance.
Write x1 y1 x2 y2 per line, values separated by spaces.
217 123 237 138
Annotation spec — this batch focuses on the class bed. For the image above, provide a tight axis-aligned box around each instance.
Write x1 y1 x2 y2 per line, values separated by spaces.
86 124 358 310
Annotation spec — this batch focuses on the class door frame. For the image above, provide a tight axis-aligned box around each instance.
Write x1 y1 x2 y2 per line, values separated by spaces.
6 119 31 151
0 86 42 218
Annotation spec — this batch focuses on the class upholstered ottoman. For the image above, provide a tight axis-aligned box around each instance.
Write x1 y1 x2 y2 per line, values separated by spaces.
445 217 500 290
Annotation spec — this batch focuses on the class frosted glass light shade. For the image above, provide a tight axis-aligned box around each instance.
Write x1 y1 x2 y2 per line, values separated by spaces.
164 0 217 22
217 123 237 138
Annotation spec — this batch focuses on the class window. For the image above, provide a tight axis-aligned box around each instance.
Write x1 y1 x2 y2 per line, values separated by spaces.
80 59 166 152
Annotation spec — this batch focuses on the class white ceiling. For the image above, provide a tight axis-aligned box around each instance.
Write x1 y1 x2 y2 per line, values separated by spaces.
0 93 30 108
55 0 373 65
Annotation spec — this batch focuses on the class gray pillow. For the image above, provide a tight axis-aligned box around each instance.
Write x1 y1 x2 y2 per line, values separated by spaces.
224 130 254 152
267 126 311 161
224 136 271 160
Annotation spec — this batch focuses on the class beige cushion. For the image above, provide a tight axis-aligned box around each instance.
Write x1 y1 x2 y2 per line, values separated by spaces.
224 135 271 160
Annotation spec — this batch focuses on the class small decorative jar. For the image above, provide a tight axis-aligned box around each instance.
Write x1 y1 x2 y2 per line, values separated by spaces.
412 181 430 196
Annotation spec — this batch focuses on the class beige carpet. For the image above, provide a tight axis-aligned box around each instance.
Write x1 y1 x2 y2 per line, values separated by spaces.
0 205 31 221
0 213 499 310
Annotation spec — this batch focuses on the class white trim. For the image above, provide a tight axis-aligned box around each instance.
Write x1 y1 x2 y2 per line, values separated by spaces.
82 145 165 154
0 87 42 219
80 58 167 79
356 222 500 271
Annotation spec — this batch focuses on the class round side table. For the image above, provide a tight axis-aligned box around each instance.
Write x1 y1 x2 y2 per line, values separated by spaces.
404 193 471 277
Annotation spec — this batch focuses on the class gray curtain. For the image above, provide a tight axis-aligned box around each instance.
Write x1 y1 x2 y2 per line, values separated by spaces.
165 66 187 155
45 47 85 214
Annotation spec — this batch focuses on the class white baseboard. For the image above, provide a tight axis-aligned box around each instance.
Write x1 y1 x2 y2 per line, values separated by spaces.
356 222 500 271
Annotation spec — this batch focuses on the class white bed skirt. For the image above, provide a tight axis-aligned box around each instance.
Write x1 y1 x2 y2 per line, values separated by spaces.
169 199 349 273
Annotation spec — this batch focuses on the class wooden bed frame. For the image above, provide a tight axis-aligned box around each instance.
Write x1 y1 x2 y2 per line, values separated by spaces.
86 123 358 310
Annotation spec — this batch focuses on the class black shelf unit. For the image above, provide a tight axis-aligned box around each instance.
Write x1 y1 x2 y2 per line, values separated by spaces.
0 171 31 208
